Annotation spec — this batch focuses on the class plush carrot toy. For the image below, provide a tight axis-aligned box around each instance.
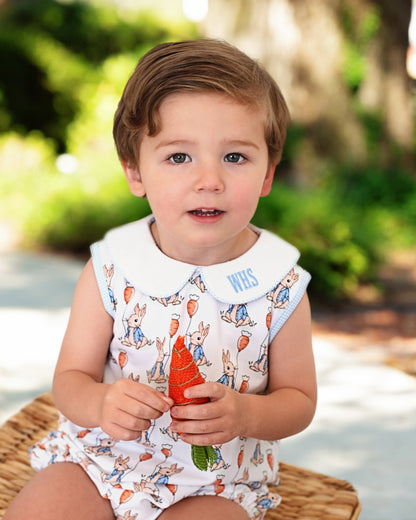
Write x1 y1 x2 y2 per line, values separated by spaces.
168 335 217 471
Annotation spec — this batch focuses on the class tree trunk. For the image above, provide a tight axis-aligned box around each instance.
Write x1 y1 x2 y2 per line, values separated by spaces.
202 0 414 175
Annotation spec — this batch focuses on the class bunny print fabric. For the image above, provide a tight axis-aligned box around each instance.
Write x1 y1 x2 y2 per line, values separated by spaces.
29 216 310 520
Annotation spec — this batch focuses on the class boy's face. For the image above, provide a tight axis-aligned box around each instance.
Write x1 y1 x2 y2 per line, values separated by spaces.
123 91 276 265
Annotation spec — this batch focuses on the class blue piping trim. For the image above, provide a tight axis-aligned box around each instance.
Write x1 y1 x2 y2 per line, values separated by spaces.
90 242 115 319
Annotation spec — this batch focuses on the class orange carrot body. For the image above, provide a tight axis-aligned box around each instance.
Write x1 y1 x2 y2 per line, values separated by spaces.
239 375 249 393
237 332 250 352
187 297 198 317
267 449 274 471
169 316 179 337
118 351 127 369
124 285 134 304
168 336 216 471
168 336 208 406
120 489 134 504
266 310 271 330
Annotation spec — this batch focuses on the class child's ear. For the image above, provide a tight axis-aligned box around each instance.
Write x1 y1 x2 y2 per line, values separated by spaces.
260 162 277 197
122 161 146 197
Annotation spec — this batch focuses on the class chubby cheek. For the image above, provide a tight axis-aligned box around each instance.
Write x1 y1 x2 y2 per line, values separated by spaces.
233 185 263 217
146 186 182 222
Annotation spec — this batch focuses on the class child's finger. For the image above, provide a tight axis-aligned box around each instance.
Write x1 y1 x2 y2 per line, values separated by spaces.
126 381 173 413
170 399 217 421
120 394 167 420
102 421 143 441
112 408 152 433
183 382 225 401
171 419 228 446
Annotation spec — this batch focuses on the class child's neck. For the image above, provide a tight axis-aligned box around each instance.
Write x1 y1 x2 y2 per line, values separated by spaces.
149 221 259 266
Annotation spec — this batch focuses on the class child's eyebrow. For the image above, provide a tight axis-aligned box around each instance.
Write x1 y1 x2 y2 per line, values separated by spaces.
222 139 260 150
155 139 195 149
155 139 260 150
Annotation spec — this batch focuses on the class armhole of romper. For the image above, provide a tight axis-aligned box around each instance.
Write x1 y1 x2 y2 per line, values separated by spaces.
269 267 311 342
90 241 116 319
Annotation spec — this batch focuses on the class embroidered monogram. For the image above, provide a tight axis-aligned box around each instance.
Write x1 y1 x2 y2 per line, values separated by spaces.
227 268 259 293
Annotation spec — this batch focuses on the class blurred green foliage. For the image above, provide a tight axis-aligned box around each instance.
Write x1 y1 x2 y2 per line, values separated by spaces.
340 3 381 91
0 0 195 250
0 0 415 301
0 0 197 151
0 132 151 254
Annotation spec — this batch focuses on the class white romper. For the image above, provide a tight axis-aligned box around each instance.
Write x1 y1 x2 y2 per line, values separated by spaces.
30 215 311 520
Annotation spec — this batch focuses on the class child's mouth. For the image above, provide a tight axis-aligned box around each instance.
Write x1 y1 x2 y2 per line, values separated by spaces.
189 209 224 217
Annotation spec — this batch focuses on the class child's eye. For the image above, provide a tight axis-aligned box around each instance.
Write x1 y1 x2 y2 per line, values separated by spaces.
168 153 190 164
224 153 246 163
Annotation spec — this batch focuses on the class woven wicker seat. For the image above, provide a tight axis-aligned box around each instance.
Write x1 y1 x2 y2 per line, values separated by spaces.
0 393 361 519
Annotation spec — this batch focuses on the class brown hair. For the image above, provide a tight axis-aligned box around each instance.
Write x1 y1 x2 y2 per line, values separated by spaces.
113 39 290 166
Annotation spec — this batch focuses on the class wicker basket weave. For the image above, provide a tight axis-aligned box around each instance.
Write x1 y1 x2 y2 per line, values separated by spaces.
0 394 361 519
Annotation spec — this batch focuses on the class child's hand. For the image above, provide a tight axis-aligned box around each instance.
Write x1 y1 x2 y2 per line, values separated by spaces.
169 382 245 446
99 378 173 440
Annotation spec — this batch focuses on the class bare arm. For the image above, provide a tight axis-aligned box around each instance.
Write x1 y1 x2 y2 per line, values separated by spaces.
52 259 172 439
52 259 114 426
170 293 317 444
238 292 317 440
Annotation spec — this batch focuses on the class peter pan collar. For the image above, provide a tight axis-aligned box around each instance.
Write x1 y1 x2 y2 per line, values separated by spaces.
104 215 300 304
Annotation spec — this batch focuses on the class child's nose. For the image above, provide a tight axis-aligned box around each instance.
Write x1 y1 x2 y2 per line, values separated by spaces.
194 163 225 192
